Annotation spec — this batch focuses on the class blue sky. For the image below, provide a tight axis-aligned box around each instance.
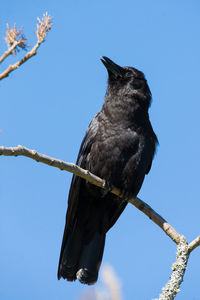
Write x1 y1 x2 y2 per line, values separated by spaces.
1 1 200 299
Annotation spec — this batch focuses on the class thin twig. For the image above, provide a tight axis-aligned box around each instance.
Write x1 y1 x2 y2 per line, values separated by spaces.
0 41 21 64
0 41 43 80
0 12 52 80
188 235 200 252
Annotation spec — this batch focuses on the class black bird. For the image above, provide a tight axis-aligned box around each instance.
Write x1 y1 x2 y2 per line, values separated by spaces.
58 57 158 285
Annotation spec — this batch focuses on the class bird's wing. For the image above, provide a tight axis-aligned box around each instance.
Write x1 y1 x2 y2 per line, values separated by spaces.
145 130 158 174
66 114 99 225
58 114 99 277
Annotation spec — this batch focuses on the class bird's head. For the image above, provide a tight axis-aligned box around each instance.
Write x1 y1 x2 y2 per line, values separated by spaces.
100 56 151 108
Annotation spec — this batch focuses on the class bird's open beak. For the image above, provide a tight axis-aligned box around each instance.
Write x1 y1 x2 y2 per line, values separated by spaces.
100 56 123 77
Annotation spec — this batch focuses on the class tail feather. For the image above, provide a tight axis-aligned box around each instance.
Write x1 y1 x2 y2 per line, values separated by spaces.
58 223 105 285
58 223 82 281
76 233 105 284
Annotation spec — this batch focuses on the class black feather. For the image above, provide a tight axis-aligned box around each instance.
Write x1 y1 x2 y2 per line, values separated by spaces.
58 57 158 284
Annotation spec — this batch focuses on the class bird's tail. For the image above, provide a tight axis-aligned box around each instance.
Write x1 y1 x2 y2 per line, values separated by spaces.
58 223 106 285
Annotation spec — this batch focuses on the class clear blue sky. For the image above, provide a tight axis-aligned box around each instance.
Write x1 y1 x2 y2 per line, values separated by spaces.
1 1 200 299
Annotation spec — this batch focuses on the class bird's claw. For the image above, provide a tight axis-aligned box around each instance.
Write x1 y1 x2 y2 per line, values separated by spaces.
102 180 113 197
118 189 132 202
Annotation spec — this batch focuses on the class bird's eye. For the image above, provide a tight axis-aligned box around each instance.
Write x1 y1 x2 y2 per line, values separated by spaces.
125 71 132 78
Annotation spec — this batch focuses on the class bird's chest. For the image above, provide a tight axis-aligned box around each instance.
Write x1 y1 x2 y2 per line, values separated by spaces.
86 120 142 180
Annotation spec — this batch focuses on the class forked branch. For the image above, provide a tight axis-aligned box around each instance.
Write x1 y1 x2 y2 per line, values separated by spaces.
0 145 199 300
0 12 52 80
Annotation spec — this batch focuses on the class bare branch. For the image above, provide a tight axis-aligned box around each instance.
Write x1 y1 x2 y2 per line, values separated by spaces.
36 12 53 43
0 144 105 187
0 145 200 299
0 12 52 80
0 41 23 64
0 145 183 244
4 24 28 54
188 235 200 252
128 197 181 244
0 24 28 64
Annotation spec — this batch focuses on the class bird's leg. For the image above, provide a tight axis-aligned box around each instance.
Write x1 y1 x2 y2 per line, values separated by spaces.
101 180 113 197
121 191 132 202
102 181 127 203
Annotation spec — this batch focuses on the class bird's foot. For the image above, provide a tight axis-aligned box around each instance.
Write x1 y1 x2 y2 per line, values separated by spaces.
118 189 133 202
102 180 113 197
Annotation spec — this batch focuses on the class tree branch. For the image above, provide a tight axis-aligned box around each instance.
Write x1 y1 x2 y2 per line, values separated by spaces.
0 144 199 299
188 235 200 252
0 145 180 244
0 12 52 80
156 236 189 300
0 40 22 64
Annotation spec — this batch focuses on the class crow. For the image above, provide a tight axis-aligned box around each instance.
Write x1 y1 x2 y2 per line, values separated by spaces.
57 56 158 285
